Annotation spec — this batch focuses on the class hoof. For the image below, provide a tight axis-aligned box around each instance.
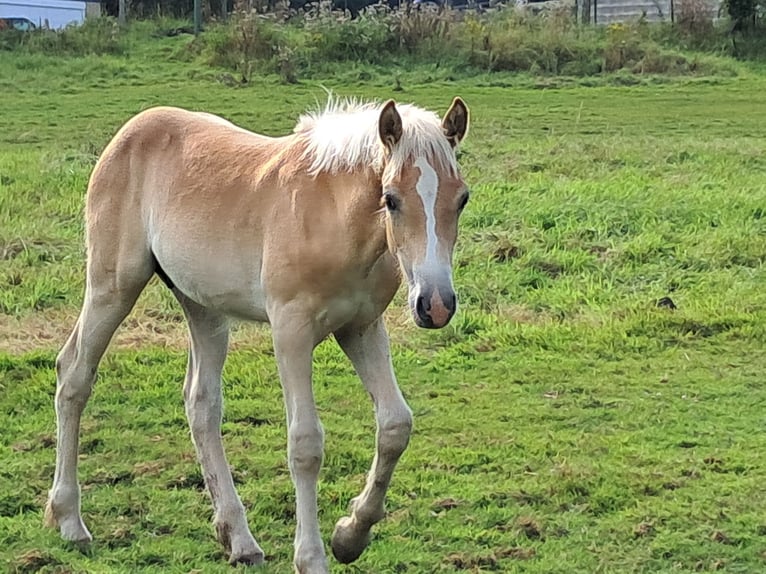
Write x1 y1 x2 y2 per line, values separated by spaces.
294 542 330 574
229 548 265 566
216 518 265 567
60 520 93 544
45 500 92 543
330 516 370 565
294 555 330 574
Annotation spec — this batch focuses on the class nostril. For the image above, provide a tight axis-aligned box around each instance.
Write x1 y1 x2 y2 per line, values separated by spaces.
416 295 428 318
448 293 457 311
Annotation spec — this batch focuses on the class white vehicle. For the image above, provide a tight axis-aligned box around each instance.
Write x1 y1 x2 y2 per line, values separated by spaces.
0 0 99 30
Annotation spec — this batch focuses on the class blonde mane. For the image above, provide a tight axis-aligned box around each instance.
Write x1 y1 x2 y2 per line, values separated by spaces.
294 97 458 179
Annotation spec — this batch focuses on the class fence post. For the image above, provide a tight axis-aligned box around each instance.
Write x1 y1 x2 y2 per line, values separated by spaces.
194 0 202 34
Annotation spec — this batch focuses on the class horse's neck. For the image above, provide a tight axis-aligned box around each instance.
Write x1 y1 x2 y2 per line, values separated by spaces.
326 170 390 270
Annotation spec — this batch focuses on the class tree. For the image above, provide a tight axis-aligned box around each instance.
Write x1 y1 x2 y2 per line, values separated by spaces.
726 0 759 30
118 0 127 25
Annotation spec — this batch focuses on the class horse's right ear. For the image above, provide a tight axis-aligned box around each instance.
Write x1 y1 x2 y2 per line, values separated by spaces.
379 100 403 151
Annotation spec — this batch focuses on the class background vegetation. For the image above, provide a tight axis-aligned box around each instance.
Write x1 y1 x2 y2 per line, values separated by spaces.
2 1 766 82
1 5 766 574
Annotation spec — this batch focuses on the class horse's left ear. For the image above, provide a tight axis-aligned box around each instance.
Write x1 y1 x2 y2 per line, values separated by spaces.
442 97 469 148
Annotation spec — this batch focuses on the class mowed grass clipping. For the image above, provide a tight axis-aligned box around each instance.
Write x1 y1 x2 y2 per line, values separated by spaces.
1 46 766 573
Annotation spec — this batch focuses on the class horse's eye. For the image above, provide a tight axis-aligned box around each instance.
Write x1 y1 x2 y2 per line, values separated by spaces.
458 193 470 212
384 194 399 212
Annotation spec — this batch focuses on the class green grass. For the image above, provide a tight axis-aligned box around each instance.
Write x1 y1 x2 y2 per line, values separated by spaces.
1 40 766 573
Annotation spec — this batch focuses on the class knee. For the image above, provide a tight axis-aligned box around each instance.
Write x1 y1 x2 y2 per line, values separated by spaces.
378 408 413 459
288 421 324 475
55 351 95 407
184 381 222 431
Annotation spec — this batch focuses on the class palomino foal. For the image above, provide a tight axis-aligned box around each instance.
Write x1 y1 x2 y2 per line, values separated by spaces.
45 97 470 572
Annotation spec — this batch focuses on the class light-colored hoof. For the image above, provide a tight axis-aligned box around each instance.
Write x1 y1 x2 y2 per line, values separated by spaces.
294 564 330 574
44 500 93 543
294 542 329 574
215 519 265 567
294 558 330 574
229 546 265 567
60 517 93 544
330 516 370 565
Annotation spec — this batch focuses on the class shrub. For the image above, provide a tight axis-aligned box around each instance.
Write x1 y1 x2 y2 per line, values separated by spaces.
197 8 284 82
0 29 24 51
304 4 397 63
484 8 602 74
16 17 124 56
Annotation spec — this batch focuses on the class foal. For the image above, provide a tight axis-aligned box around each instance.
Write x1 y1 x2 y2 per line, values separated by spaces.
45 97 470 572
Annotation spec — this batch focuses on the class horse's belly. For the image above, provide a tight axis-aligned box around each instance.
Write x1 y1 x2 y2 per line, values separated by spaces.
154 246 269 323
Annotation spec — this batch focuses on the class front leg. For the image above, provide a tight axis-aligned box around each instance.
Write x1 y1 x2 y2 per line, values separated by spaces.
272 317 329 574
331 318 413 564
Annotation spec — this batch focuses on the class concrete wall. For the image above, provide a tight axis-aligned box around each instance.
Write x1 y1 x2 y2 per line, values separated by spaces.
581 0 722 24
594 0 670 23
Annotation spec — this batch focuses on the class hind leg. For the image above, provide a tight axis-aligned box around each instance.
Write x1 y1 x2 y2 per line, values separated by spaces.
45 260 152 541
175 292 264 566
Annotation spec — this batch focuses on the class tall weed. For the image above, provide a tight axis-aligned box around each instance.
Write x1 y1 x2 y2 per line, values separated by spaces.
1 17 124 55
484 8 603 74
388 4 456 55
197 6 284 82
304 4 397 62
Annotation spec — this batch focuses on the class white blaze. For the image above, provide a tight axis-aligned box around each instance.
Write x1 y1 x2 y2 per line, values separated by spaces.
414 157 440 266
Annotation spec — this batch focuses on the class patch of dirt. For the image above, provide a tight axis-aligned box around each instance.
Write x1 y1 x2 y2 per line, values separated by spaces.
104 522 137 550
81 437 104 454
0 305 273 355
516 516 543 539
9 550 63 574
166 470 205 490
1 239 27 260
133 461 165 477
497 547 536 560
88 468 133 486
445 547 535 569
656 296 678 310
494 304 560 326
532 260 564 278
511 489 546 506
633 521 654 538
431 497 461 512
710 530 734 544
493 242 522 263
11 434 54 453
589 244 619 263
229 414 272 426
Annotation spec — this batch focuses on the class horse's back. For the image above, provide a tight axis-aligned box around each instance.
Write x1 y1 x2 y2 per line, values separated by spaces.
86 106 282 217
93 106 269 176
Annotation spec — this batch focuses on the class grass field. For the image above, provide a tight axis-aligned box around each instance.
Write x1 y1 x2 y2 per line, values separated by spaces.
1 35 766 573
